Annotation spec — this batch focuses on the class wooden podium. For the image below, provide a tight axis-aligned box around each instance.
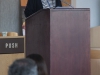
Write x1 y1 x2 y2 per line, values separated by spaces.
26 8 90 75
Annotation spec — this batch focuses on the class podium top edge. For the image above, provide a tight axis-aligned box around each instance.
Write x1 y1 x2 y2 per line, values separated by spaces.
51 8 90 10
26 8 90 20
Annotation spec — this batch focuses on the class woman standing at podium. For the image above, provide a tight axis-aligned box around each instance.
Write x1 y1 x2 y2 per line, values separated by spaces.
24 0 62 17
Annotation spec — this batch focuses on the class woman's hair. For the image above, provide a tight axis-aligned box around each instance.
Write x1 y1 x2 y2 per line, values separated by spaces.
8 58 38 75
26 54 48 75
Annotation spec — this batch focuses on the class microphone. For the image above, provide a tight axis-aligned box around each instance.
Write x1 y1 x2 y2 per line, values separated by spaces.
60 0 74 8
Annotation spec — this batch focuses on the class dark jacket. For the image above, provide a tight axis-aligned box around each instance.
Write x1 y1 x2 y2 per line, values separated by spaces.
24 0 62 17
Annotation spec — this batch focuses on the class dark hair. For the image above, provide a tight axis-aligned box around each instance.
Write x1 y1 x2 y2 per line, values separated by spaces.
8 58 38 75
27 54 48 75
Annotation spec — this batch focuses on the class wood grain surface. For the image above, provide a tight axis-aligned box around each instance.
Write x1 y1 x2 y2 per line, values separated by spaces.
0 53 25 75
91 26 100 48
26 9 90 75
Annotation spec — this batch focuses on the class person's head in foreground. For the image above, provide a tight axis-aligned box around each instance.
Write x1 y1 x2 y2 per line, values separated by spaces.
8 58 38 75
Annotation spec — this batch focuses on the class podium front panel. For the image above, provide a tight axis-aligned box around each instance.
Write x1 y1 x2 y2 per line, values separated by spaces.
50 9 90 75
26 9 90 75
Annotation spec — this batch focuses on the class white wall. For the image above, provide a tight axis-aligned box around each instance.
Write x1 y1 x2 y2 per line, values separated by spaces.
75 0 100 27
71 0 76 7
